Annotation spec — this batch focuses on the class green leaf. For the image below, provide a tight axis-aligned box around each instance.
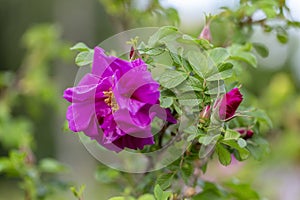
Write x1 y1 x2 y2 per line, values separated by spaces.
184 125 202 135
224 181 260 200
252 43 269 58
75 51 94 66
160 97 173 108
198 134 221 146
261 7 277 18
176 77 203 92
229 44 257 68
276 27 288 43
216 144 232 166
185 126 203 141
148 26 178 47
169 51 182 65
70 42 91 51
224 129 240 141
137 194 155 200
181 164 193 183
246 109 273 128
173 101 182 115
154 184 172 200
108 197 135 200
208 48 230 65
193 190 222 200
246 137 270 160
160 89 176 98
187 51 208 78
165 8 180 24
159 70 188 88
142 48 165 56
206 68 233 81
39 158 66 173
237 138 247 148
177 91 202 106
218 62 233 72
287 20 300 28
9 151 26 172
155 173 174 190
196 38 213 50
230 52 257 68
201 162 208 174
192 182 225 200
222 140 250 160
182 34 195 41
70 185 86 199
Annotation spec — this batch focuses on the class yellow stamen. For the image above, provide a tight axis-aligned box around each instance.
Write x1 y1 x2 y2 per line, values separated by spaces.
103 89 119 112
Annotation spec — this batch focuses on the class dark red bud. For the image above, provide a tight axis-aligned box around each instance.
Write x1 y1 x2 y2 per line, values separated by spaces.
219 88 243 121
129 46 135 59
236 128 254 139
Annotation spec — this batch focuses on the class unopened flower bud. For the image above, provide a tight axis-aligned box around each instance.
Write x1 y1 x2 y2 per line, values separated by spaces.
218 88 243 121
129 46 135 59
129 46 140 60
198 23 212 42
236 128 254 139
199 105 211 123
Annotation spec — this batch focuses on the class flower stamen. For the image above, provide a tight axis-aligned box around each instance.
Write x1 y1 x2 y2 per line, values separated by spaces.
103 89 119 112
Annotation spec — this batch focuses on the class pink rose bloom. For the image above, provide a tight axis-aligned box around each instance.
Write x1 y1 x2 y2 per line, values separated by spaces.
63 47 176 152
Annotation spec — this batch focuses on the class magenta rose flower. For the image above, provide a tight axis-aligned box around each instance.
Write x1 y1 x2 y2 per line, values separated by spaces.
236 128 254 139
63 47 176 152
218 88 243 121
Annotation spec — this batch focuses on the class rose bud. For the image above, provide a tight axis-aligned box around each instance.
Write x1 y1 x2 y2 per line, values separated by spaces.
236 128 254 139
199 105 211 123
198 23 212 42
129 46 140 60
129 46 135 59
218 88 243 121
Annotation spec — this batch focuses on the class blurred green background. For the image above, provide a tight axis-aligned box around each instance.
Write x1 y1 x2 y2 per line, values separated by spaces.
0 0 300 199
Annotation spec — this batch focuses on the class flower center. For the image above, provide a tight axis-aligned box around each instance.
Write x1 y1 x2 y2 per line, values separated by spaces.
103 89 119 112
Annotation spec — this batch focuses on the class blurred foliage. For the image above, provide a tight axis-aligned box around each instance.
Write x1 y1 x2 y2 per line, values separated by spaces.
0 24 73 199
70 185 86 200
210 0 300 46
99 0 179 30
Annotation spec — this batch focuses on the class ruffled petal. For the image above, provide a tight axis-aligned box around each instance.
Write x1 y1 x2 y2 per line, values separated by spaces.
113 109 152 137
92 47 134 78
113 66 159 114
66 102 94 132
112 134 154 150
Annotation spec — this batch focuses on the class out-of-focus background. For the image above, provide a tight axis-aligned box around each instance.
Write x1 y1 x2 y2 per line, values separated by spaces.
0 0 299 199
